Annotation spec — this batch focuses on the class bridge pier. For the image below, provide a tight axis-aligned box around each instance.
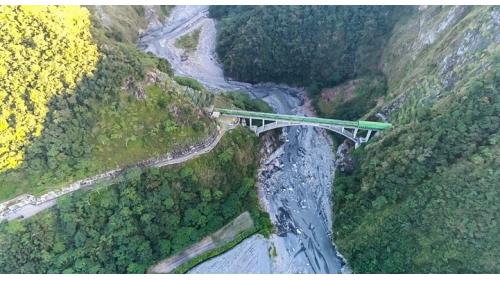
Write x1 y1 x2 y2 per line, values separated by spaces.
364 130 372 142
244 119 377 149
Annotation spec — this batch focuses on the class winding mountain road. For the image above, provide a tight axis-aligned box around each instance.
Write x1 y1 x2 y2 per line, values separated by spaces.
0 124 233 221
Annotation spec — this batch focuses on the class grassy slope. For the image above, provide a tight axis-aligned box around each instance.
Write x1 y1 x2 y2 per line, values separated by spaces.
86 6 148 43
214 91 274 113
0 6 213 201
333 6 500 273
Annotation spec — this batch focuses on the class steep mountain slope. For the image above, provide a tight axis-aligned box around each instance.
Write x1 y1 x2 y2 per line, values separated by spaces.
86 6 173 43
0 6 213 201
333 6 499 273
209 6 408 86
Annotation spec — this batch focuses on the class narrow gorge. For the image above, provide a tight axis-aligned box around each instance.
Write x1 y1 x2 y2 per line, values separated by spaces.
140 5 349 273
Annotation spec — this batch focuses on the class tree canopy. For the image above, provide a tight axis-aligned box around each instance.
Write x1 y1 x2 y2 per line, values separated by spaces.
0 6 99 172
210 6 406 87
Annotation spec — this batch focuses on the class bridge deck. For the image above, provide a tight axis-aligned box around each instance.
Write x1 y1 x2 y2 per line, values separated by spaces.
215 108 392 130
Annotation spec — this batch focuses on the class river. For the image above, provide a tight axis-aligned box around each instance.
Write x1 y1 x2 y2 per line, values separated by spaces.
139 5 349 274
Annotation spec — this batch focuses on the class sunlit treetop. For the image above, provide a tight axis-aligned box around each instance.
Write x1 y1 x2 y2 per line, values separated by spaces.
0 5 99 172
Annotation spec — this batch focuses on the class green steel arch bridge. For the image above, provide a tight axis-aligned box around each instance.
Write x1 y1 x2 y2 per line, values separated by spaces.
212 108 392 148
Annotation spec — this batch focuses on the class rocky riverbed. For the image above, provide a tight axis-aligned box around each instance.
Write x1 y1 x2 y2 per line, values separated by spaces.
139 5 349 274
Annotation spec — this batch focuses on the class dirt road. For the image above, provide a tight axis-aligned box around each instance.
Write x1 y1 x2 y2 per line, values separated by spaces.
148 211 254 273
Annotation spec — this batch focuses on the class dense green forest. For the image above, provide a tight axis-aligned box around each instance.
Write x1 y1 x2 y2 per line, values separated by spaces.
332 6 500 273
0 128 271 273
0 6 213 201
210 6 409 88
334 69 499 273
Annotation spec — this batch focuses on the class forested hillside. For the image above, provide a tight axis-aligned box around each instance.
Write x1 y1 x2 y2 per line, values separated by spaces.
0 6 213 201
209 6 408 87
2 4 498 275
0 5 272 273
0 128 271 273
333 6 499 273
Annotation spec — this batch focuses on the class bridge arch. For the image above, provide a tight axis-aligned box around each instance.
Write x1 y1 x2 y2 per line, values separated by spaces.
250 120 361 144
212 108 390 148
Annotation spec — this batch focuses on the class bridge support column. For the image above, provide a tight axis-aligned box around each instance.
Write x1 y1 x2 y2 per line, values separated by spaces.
365 130 372 141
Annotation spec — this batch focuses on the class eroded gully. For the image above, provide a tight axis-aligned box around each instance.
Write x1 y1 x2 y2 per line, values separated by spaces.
139 5 350 274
